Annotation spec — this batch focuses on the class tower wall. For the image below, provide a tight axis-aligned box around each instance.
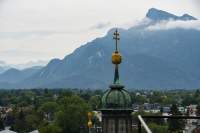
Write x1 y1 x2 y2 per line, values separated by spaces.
101 110 132 133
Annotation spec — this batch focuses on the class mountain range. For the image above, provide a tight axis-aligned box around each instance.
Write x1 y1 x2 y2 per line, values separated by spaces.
0 60 48 72
0 8 200 89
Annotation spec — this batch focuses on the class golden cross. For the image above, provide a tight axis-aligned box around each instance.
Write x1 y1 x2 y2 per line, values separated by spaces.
113 29 120 52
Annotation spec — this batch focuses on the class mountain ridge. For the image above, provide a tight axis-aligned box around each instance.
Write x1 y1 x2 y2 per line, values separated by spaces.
0 8 199 89
146 8 197 21
0 66 43 85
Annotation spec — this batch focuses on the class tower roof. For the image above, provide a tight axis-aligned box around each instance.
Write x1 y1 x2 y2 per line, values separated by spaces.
102 85 132 109
101 29 132 110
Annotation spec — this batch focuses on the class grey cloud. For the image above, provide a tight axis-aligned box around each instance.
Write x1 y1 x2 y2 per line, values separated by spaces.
0 61 6 65
146 20 200 31
193 0 200 11
0 30 73 39
0 59 48 69
11 60 48 70
0 49 47 56
90 22 111 30
194 0 200 5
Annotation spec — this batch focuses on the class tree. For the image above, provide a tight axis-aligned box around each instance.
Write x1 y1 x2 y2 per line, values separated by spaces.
39 124 62 133
55 95 91 133
89 95 101 110
10 106 42 133
168 104 185 132
39 102 58 121
149 123 168 133
25 114 40 131
195 90 200 97
11 110 27 133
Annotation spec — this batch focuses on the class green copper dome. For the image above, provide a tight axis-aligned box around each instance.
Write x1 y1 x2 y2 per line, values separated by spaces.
102 85 132 109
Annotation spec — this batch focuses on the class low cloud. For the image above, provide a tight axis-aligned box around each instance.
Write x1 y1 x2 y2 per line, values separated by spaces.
146 20 200 31
12 60 48 69
90 22 111 30
0 30 73 39
0 49 48 57
0 49 50 64
0 59 48 69
0 28 91 41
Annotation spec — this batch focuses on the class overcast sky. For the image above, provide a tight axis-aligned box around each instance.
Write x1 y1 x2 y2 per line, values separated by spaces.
0 0 199 64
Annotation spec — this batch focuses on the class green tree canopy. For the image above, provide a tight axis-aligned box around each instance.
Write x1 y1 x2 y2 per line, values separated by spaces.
38 102 58 121
55 95 91 133
89 95 101 110
39 124 62 133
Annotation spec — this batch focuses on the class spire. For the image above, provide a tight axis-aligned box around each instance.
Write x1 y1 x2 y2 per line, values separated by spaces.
101 28 132 109
114 65 120 84
113 29 120 52
112 29 122 85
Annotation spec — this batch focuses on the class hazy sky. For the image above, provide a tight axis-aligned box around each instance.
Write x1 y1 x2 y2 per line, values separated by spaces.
0 0 199 64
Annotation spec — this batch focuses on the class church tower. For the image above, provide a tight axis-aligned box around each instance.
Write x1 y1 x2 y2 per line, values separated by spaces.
101 29 132 133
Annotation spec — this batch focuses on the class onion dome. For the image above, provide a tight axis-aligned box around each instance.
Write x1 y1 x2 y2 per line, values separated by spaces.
102 85 132 109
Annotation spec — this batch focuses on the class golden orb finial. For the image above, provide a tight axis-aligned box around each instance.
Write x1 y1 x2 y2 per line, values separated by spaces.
87 112 92 119
87 112 93 128
88 121 93 128
112 29 122 84
112 29 122 65
112 51 122 64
